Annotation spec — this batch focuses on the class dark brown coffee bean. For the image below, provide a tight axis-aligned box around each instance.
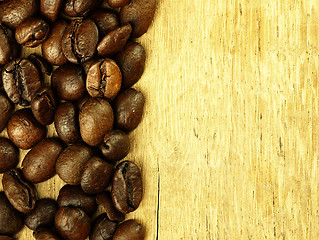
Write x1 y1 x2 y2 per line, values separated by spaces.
76 93 91 110
22 138 64 183
81 58 97 75
0 192 23 236
97 24 132 57
31 87 57 126
115 42 146 89
0 236 15 240
114 88 145 132
120 0 156 38
0 25 19 65
0 138 19 174
28 54 53 76
51 63 85 101
62 19 99 64
62 0 101 17
33 228 61 240
96 191 125 222
15 18 49 48
79 98 114 146
81 156 113 194
56 143 94 185
42 20 69 66
25 198 58 230
0 0 39 29
57 184 97 216
107 0 131 8
2 169 36 213
86 59 122 99
111 161 143 213
3 58 42 106
54 102 81 144
0 92 14 133
40 0 64 22
90 10 119 37
55 207 91 240
90 214 118 240
112 219 145 240
7 108 47 150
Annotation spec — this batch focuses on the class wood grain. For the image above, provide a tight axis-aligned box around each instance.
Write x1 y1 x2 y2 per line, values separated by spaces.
1 0 319 239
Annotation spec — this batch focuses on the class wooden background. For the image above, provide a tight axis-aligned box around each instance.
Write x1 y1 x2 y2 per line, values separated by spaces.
1 0 319 239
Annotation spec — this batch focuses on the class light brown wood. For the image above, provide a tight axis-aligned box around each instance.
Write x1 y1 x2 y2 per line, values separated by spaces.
1 0 319 239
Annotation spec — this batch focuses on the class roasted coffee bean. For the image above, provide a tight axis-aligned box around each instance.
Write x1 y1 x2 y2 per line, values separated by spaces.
15 18 49 48
90 10 119 37
2 169 36 213
86 59 122 99
25 198 58 230
112 219 145 240
115 41 146 89
22 138 64 183
97 24 132 57
56 143 94 185
40 0 64 22
55 207 91 240
114 88 145 132
120 0 156 38
31 87 57 126
111 161 143 213
90 214 118 240
81 58 97 75
0 192 24 236
81 156 113 194
79 98 114 146
96 191 125 222
54 102 81 144
62 0 101 17
107 0 131 8
0 0 39 29
7 108 47 150
3 58 42 106
42 20 69 66
28 54 53 76
62 19 99 64
0 92 14 133
0 25 19 65
0 138 19 174
57 184 97 216
33 228 61 240
76 93 91 110
100 130 130 163
51 63 86 101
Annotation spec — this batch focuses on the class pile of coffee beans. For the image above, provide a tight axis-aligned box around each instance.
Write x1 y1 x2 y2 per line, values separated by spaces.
0 0 156 239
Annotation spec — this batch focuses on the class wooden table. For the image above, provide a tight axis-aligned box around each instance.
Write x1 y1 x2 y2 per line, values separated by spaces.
1 0 319 239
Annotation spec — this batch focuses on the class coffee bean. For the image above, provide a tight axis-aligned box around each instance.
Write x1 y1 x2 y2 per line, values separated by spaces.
28 54 53 76
3 58 42 106
86 59 122 99
25 198 58 230
115 41 146 89
33 228 61 240
55 207 91 240
2 169 36 213
15 18 49 48
76 93 91 110
42 20 69 66
112 219 145 240
57 184 97 216
96 191 125 222
0 0 39 29
40 0 64 22
62 0 101 17
100 130 130 163
81 156 114 194
90 10 119 37
0 192 24 236
62 19 99 64
54 102 81 144
0 92 14 133
79 98 114 146
90 214 118 240
107 0 131 8
0 24 19 65
97 24 132 57
51 63 86 101
80 58 97 75
7 108 47 150
22 138 64 183
114 88 145 132
112 161 143 213
56 143 94 185
0 138 19 174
